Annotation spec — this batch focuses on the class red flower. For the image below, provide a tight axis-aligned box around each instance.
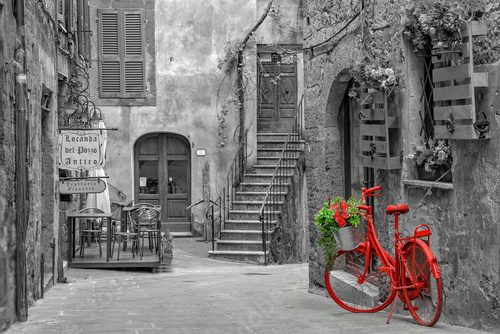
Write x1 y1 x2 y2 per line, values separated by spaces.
332 204 347 228
340 201 350 219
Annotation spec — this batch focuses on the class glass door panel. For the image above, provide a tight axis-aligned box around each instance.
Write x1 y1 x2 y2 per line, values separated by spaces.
138 160 159 194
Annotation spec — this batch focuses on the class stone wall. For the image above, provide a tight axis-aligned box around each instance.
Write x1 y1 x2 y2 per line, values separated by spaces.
0 1 19 329
0 0 67 330
269 155 308 263
304 0 500 331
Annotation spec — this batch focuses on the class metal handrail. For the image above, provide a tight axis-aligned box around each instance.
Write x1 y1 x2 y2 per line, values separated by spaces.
259 95 304 265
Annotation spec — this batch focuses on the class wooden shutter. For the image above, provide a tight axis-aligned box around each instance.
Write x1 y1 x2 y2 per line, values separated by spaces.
84 0 91 60
124 11 145 97
99 10 121 97
98 9 145 98
77 0 91 60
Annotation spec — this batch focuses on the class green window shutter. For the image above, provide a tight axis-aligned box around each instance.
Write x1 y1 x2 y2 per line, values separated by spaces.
98 10 122 97
124 11 145 97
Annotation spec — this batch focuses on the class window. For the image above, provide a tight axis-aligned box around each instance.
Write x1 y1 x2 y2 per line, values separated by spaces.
98 9 145 98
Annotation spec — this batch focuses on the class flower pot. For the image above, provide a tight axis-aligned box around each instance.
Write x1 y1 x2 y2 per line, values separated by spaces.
335 226 363 251
161 254 173 265
417 165 452 183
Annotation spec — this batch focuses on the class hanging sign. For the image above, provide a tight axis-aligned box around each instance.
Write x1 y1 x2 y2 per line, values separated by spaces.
59 178 107 194
58 130 106 172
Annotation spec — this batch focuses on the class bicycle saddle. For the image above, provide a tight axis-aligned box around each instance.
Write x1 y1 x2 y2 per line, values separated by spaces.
386 203 409 215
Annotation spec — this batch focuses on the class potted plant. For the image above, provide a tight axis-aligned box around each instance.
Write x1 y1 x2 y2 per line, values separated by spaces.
403 2 493 65
160 230 174 265
314 197 363 270
407 139 453 182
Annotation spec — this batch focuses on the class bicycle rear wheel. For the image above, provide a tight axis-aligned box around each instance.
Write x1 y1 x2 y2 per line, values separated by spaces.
325 249 396 313
401 241 443 326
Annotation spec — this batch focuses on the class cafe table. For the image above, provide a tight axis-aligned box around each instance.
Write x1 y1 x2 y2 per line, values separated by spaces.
67 212 113 263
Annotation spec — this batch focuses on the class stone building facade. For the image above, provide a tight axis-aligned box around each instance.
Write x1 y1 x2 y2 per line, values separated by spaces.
88 0 307 242
303 0 500 331
0 0 91 330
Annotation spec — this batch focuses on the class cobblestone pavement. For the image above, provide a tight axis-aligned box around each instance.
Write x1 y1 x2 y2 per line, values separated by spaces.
7 238 481 334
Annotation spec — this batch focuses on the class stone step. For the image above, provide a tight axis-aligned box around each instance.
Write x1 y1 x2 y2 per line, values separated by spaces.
257 133 292 141
239 182 291 192
216 240 268 252
220 230 270 241
257 156 299 165
235 191 287 201
224 219 277 230
257 140 305 150
208 250 267 264
243 173 292 183
252 165 296 174
231 200 283 211
228 209 280 220
163 222 191 233
257 148 303 157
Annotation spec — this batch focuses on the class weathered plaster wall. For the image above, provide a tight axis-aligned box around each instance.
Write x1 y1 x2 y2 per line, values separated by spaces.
91 0 258 234
89 0 156 107
304 0 500 331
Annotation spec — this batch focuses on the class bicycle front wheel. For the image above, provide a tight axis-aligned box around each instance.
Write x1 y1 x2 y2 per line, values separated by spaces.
401 240 443 326
325 249 396 313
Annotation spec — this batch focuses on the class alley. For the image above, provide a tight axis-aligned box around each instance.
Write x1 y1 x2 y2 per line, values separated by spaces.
7 239 481 334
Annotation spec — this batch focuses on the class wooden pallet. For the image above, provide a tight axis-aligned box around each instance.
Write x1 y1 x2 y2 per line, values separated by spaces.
359 86 401 170
432 20 491 139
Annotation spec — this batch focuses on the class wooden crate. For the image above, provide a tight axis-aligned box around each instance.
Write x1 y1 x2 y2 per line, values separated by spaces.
432 20 491 139
358 86 401 170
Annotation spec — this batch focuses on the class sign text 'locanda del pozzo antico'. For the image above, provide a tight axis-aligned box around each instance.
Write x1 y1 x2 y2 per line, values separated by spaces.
58 130 106 172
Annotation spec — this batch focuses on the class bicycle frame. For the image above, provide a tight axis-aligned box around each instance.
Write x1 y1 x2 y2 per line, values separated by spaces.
352 195 441 323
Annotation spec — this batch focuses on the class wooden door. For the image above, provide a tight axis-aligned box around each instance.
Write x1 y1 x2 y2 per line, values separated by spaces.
257 53 297 133
135 134 190 226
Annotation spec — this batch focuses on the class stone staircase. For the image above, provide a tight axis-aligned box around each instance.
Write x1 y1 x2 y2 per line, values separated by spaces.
209 133 303 264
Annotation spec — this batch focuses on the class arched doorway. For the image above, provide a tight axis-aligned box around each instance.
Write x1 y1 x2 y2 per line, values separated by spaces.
338 83 374 204
134 133 191 232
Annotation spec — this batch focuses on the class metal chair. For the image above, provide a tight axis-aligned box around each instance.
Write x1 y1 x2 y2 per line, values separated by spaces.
112 207 140 261
135 207 161 259
78 207 105 258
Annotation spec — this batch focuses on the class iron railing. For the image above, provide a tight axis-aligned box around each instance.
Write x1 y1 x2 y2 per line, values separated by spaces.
221 128 249 237
259 95 305 264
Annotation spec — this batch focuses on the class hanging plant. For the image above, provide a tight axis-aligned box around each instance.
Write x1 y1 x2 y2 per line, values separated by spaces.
350 58 398 95
403 1 498 65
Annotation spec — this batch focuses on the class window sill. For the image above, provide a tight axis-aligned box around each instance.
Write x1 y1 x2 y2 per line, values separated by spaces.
402 179 453 190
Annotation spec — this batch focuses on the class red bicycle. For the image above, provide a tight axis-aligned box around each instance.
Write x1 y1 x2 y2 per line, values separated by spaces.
324 186 443 326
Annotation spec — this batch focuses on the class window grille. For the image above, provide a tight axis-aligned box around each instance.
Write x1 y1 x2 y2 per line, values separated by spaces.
419 54 434 140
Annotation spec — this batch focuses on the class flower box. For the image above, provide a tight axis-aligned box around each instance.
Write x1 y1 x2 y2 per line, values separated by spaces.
416 165 452 183
335 226 364 251
358 86 401 169
432 20 492 140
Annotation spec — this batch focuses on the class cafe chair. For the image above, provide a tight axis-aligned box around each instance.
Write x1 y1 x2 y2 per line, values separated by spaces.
78 207 105 258
112 208 140 260
136 207 161 259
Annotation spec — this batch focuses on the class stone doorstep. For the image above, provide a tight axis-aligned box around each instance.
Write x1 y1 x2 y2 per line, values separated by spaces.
329 270 379 308
171 232 193 237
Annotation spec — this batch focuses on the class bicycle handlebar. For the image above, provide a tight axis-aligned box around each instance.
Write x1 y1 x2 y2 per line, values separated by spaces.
361 186 382 202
